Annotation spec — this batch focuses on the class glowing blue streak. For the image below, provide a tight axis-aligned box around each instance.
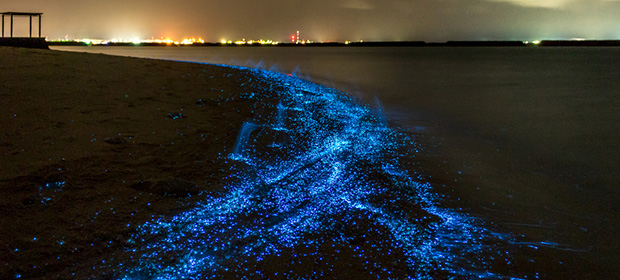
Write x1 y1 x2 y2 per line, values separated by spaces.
119 64 519 279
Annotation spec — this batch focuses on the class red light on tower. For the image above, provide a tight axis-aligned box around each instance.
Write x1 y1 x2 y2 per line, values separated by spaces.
291 31 301 44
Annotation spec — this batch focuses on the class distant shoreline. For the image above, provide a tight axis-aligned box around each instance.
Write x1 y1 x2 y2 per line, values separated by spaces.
47 40 620 47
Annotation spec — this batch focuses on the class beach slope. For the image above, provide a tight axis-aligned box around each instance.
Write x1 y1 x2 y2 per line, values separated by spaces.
1 47 477 279
0 46 284 278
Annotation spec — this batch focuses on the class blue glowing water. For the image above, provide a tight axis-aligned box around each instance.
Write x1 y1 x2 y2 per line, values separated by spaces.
267 102 291 148
118 66 514 279
274 102 286 131
52 46 620 278
230 122 262 161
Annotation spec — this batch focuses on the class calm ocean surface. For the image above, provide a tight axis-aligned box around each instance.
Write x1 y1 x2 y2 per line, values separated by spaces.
52 46 620 278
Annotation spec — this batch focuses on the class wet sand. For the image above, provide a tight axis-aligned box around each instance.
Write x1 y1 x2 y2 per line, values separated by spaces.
22 45 620 279
0 47 289 278
1 47 454 279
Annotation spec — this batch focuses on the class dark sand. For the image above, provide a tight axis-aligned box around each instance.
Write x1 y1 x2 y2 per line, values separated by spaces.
1 47 450 279
0 47 291 279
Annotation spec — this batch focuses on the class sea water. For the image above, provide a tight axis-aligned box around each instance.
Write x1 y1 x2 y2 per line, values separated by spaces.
52 45 620 278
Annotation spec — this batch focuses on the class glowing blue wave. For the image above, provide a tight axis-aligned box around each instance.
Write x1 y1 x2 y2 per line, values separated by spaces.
119 65 514 279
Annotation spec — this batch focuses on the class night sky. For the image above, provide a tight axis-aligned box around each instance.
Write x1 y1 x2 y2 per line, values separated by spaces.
3 0 620 42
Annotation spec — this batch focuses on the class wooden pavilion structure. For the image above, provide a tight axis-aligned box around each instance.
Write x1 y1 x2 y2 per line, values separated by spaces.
1 12 43 38
0 12 47 49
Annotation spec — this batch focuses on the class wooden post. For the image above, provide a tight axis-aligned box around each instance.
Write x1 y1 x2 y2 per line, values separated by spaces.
2 14 4 37
30 15 32 37
10 13 13 37
39 15 42 38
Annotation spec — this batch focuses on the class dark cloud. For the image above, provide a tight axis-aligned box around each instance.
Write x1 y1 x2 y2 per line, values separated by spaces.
2 0 620 41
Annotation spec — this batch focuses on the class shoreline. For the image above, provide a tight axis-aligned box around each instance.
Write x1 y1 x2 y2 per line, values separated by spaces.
0 47 290 278
0 47 508 279
47 40 620 47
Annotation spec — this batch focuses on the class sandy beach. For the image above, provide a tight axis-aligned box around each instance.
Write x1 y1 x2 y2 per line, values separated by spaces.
2 47 461 279
0 47 294 278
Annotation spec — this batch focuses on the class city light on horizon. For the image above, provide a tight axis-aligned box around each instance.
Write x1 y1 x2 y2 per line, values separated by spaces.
49 36 290 45
47 29 320 45
3 0 620 42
